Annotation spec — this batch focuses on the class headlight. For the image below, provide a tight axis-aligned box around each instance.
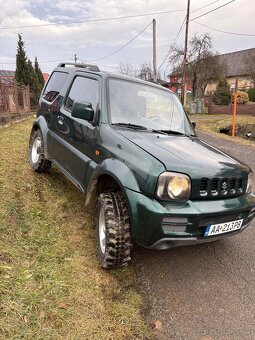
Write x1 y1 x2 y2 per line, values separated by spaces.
246 172 254 193
156 172 191 201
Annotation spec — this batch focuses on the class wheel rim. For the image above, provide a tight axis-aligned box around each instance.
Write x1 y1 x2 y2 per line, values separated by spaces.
31 137 42 164
98 207 106 254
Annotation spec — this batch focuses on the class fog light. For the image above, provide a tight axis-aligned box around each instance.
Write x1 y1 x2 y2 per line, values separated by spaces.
162 217 188 233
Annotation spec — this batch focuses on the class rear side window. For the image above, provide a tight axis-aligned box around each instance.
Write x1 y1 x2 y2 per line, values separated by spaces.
65 76 99 112
43 71 68 102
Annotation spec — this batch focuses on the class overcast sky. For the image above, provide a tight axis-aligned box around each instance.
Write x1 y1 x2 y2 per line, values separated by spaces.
0 0 254 78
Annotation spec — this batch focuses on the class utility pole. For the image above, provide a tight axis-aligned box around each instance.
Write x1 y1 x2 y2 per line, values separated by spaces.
181 0 190 107
74 54 77 63
152 18 157 82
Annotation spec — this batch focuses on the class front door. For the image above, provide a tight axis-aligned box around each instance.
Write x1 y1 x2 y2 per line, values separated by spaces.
49 73 100 189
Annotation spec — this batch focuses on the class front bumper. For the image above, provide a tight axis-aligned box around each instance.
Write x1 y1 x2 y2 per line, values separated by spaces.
125 189 255 249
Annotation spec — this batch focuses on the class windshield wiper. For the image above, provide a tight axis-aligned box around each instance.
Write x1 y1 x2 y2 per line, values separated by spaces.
112 123 169 135
112 123 148 130
150 129 170 135
112 124 195 137
158 129 195 137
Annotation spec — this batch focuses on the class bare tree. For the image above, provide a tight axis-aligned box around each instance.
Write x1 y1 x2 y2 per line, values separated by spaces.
118 61 160 81
117 62 135 77
195 54 225 96
137 62 152 80
244 50 255 86
169 33 224 98
138 62 150 80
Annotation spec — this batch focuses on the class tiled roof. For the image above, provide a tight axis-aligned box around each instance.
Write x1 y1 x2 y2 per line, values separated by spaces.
217 48 255 77
169 48 255 78
0 70 15 77
42 73 49 82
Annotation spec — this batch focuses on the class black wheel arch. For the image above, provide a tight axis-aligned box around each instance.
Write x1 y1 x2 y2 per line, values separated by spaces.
85 158 141 207
85 173 135 238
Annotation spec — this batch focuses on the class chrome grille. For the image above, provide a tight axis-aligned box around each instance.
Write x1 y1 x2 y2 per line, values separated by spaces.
199 178 207 196
229 179 235 190
198 177 244 199
237 178 243 189
210 178 218 194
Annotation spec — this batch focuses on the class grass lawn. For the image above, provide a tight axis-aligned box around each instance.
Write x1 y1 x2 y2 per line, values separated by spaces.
191 114 255 146
0 117 151 339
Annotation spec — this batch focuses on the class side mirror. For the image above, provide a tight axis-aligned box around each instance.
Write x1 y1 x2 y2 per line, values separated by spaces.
71 100 94 121
191 121 196 129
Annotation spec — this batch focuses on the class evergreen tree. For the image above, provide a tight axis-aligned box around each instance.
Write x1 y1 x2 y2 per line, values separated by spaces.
27 59 42 108
27 59 40 91
213 78 231 105
15 34 29 85
34 57 45 90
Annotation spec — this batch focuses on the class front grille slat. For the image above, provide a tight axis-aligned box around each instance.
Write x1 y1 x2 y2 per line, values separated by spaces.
210 178 219 196
199 178 208 196
230 179 235 190
237 178 243 194
198 177 244 199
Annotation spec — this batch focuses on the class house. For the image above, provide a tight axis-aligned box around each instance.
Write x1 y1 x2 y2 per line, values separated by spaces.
0 70 15 85
205 48 255 93
168 73 192 94
0 70 31 114
0 69 49 85
157 78 171 89
168 48 255 96
42 73 49 83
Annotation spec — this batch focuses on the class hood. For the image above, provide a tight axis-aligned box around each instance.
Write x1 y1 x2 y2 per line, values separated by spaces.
115 128 249 178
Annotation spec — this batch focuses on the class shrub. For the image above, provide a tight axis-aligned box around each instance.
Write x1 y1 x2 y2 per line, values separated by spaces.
248 88 255 102
235 91 249 104
213 78 231 105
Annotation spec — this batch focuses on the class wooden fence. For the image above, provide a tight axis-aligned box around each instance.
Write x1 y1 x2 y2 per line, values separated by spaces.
204 95 255 116
0 79 31 114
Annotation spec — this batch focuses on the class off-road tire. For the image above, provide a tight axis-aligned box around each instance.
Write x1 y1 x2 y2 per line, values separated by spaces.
96 191 132 269
29 129 51 172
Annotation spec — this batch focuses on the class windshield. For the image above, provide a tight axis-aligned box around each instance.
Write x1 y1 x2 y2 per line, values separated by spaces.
108 78 194 135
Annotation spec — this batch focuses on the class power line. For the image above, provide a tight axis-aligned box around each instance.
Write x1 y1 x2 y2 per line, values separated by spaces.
157 17 186 70
80 21 152 62
0 58 74 65
0 9 186 30
191 0 221 13
173 19 186 45
0 59 121 71
157 0 223 71
193 21 255 37
189 0 236 22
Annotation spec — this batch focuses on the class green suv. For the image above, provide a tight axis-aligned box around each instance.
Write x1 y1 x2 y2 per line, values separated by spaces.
29 62 255 268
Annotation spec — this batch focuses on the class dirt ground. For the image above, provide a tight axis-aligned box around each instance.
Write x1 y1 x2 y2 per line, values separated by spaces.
134 130 255 340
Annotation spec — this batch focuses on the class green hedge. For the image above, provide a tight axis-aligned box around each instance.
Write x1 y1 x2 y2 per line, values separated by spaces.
248 88 255 102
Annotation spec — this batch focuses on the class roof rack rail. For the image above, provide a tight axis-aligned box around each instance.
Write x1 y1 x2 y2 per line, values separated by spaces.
57 62 100 72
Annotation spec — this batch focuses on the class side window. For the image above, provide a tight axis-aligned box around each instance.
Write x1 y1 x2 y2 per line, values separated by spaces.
43 71 68 102
65 76 99 112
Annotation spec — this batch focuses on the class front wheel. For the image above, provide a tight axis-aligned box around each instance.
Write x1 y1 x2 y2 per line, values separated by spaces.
96 192 132 269
29 129 51 172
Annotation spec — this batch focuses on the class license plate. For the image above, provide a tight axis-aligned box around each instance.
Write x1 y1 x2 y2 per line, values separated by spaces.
205 219 243 237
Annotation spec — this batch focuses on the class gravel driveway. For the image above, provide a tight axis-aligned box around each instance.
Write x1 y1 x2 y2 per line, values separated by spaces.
134 131 255 340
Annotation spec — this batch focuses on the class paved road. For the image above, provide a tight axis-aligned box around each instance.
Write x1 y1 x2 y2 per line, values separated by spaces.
134 132 255 340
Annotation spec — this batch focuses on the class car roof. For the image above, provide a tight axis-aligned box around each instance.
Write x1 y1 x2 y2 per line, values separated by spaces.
54 62 173 93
